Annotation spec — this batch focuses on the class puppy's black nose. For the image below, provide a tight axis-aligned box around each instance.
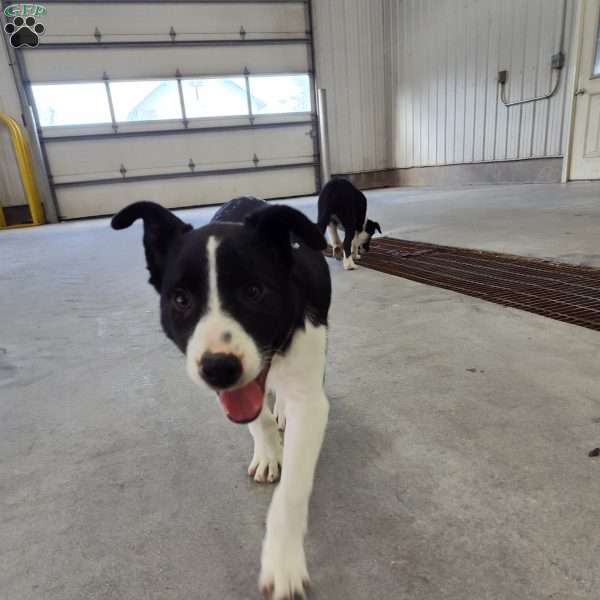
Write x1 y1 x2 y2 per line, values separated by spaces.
200 352 242 389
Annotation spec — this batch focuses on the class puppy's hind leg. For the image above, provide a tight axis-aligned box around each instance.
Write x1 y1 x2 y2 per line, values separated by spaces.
351 232 361 260
272 392 286 432
248 403 282 483
342 228 358 270
327 223 342 260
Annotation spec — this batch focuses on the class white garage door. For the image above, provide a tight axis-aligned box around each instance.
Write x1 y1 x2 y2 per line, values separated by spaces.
15 1 319 219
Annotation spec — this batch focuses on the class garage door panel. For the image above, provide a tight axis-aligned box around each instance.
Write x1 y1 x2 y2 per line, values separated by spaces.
40 4 306 43
23 1 317 219
52 158 312 184
40 114 312 139
56 167 316 219
45 125 315 183
24 44 310 82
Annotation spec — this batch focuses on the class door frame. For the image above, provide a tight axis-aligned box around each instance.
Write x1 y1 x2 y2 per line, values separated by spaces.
563 0 592 182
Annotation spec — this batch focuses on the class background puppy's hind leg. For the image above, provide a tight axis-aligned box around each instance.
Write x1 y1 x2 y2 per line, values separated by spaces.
327 223 342 259
351 232 361 260
248 404 282 483
342 229 358 270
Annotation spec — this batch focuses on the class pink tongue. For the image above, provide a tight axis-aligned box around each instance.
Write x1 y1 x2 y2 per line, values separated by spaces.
218 380 264 423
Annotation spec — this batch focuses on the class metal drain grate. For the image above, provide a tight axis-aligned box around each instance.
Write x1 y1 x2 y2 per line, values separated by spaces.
357 238 600 331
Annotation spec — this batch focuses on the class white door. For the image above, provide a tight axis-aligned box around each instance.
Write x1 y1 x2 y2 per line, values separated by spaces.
571 0 600 179
13 2 318 219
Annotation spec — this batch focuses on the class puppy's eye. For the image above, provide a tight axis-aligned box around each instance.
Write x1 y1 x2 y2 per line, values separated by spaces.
244 284 265 303
172 289 192 311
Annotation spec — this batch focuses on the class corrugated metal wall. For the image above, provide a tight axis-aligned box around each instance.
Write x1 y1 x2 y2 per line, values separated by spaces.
384 0 575 169
312 0 389 175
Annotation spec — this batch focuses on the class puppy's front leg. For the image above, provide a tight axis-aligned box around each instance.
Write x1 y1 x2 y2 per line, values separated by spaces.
259 392 328 599
248 403 283 484
259 325 329 599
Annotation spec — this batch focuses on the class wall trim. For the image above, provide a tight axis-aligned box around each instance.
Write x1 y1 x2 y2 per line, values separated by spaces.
337 157 564 189
562 0 585 183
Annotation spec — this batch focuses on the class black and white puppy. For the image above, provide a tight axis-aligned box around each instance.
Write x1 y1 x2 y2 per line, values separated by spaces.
317 178 382 270
111 197 331 600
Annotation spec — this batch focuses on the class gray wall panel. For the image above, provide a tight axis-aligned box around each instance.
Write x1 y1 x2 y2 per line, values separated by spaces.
312 0 388 175
384 0 574 169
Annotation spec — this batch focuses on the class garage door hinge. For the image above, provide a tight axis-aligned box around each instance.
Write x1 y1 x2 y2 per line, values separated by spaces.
119 164 127 178
169 26 176 42
188 159 196 172
252 153 259 167
94 27 102 43
239 26 246 40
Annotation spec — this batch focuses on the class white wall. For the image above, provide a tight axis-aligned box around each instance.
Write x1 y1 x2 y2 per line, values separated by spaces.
384 0 575 169
312 0 389 175
0 40 26 207
0 0 579 211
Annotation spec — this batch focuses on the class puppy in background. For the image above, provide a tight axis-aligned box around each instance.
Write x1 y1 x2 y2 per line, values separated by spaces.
317 178 382 270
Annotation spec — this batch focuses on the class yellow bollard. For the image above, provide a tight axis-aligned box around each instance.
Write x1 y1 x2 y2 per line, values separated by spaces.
0 112 45 228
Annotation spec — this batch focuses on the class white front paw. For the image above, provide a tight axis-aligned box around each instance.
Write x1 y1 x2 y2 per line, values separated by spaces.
248 430 282 483
259 535 309 600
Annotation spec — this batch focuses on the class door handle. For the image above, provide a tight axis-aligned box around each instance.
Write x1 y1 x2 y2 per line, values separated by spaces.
575 88 587 96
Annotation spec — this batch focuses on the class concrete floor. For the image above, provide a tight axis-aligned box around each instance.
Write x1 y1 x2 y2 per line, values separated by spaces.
2 182 600 600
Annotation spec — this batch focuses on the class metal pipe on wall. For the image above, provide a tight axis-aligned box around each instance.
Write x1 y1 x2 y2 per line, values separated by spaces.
500 72 563 107
499 0 568 108
316 88 330 185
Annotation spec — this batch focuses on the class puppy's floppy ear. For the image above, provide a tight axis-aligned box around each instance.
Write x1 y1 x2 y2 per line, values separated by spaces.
374 221 382 234
245 205 326 262
111 201 192 292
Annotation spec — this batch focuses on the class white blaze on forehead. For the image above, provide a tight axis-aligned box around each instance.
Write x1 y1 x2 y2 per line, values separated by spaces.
207 235 220 311
185 235 262 388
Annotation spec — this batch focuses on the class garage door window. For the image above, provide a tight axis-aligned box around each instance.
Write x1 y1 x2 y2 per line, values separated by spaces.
249 74 311 115
32 73 312 128
182 77 249 118
110 80 182 122
32 83 112 127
